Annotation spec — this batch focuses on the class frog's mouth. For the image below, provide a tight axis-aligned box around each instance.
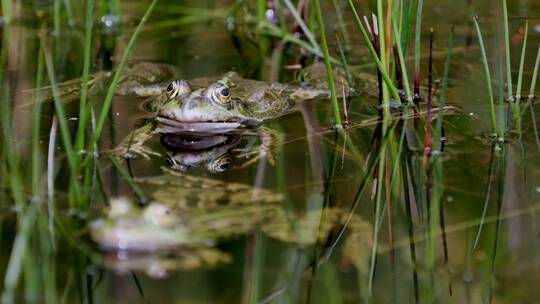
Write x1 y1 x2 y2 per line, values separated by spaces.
160 133 241 151
156 116 261 133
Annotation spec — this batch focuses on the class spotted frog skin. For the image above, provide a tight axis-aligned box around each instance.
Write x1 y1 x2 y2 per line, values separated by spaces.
90 168 371 251
106 62 348 161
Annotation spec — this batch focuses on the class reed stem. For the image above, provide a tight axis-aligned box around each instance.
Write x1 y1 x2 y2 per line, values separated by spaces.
473 16 497 136
502 0 513 102
529 46 540 100
313 0 342 128
41 34 82 202
75 0 95 156
347 0 402 105
515 19 528 101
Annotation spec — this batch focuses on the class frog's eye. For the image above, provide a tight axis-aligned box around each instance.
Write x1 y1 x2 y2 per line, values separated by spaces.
208 82 231 106
166 80 190 99
220 87 230 97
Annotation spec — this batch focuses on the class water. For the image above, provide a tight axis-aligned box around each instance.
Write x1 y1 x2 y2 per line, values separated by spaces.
0 0 539 303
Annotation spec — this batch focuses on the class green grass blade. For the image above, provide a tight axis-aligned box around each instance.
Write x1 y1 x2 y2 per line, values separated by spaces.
336 34 354 90
347 0 402 105
1 0 11 24
75 0 95 155
413 0 424 80
376 0 390 120
283 0 321 54
32 47 45 196
332 0 350 49
108 156 148 203
529 45 540 100
2 206 38 302
313 0 342 128
392 18 412 103
471 145 496 251
495 27 506 139
0 26 25 210
472 16 497 135
54 0 61 34
94 0 159 143
41 34 82 202
502 0 513 101
515 19 528 100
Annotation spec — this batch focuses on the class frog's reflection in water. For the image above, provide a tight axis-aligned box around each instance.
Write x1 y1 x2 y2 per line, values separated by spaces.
160 132 243 173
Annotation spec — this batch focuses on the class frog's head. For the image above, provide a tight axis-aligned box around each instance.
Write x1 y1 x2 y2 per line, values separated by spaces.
156 78 261 133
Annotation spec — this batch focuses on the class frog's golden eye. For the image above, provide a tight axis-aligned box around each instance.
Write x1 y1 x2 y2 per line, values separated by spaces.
166 80 190 99
208 82 231 106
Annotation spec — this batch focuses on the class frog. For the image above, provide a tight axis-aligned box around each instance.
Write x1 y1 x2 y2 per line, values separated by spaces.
105 62 350 163
90 167 372 276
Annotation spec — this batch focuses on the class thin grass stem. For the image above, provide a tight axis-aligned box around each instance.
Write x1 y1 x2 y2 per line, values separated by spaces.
1 0 11 24
94 0 159 143
472 144 495 251
336 33 354 90
502 0 513 101
434 29 453 151
0 22 25 209
108 156 148 203
413 0 423 106
473 16 497 135
529 45 540 100
331 0 350 49
347 0 402 105
392 18 412 103
75 0 95 155
515 19 528 101
312 0 342 128
2 207 38 302
32 46 45 196
377 0 391 128
495 27 506 140
41 34 82 202
283 0 321 54
54 0 61 35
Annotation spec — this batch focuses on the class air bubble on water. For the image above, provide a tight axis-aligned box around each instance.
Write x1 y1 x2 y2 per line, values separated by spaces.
101 15 120 29
446 195 454 202
469 112 474 116
536 186 540 193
